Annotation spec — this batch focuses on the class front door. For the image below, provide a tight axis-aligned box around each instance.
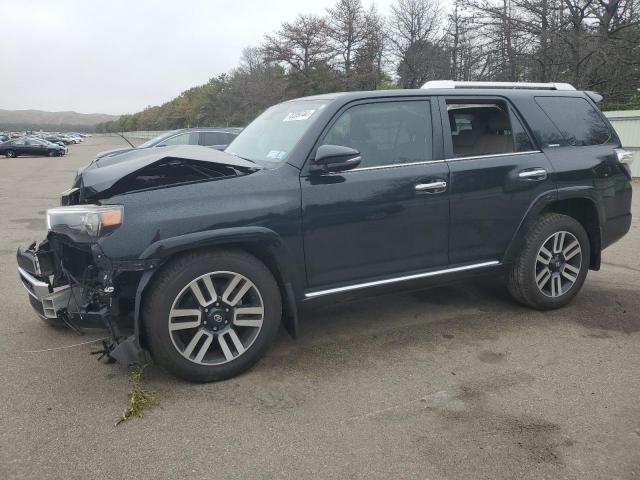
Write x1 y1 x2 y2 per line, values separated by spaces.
442 97 555 265
301 98 450 289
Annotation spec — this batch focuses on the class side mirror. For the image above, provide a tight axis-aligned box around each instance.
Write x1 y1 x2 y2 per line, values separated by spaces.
310 145 361 174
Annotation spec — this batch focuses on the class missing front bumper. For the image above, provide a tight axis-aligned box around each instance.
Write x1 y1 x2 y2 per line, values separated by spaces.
18 267 81 320
16 239 153 366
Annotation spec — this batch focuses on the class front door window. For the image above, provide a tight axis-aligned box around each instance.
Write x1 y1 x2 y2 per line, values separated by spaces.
320 100 433 168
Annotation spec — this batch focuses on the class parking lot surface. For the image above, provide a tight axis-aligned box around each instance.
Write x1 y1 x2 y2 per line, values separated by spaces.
1 136 639 480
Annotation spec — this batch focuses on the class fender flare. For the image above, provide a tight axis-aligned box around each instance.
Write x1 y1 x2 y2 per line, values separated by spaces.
132 227 301 348
502 187 604 266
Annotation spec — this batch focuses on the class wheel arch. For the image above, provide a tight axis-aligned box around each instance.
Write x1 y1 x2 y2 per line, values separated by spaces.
504 189 603 270
135 227 301 345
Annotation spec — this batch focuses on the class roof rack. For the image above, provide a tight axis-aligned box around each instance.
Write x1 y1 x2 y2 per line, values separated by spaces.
421 80 576 91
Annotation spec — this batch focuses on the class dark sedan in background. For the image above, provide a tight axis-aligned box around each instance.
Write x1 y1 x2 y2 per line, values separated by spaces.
0 137 65 157
95 127 242 160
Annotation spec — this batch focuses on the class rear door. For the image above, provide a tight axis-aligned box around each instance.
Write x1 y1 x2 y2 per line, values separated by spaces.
441 96 554 265
301 97 450 288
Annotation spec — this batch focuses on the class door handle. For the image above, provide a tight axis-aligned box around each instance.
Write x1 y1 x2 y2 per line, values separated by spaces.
415 180 447 193
518 168 547 180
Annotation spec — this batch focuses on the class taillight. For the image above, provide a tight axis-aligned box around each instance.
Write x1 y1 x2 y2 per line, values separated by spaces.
615 148 634 179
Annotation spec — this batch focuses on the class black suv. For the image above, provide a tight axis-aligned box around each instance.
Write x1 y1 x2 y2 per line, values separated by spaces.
17 82 633 382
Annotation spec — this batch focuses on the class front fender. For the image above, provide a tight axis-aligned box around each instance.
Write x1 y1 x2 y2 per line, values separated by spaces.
135 226 301 339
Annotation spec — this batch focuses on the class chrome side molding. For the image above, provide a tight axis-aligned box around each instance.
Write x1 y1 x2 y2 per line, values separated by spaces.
304 260 501 299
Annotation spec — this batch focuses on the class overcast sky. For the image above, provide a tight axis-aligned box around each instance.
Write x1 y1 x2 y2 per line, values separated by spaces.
0 0 408 115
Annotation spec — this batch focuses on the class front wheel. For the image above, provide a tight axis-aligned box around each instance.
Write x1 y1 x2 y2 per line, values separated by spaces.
507 213 590 310
143 249 282 382
5 149 16 158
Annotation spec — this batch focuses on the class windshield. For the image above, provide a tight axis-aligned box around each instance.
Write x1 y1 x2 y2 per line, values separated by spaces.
139 130 179 148
226 99 329 165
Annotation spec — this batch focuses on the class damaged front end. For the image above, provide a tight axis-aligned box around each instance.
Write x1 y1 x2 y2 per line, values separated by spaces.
16 145 262 366
17 233 158 365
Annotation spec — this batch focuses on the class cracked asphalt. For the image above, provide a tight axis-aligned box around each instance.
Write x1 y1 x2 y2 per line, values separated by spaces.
1 136 639 479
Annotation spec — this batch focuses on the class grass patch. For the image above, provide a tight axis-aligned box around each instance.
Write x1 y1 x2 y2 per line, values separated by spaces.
116 364 158 426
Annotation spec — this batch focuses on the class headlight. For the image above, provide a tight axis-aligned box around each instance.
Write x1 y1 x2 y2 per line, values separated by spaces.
46 205 123 242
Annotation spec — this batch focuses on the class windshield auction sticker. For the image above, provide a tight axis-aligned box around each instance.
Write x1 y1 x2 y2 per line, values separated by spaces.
283 109 316 122
266 150 287 160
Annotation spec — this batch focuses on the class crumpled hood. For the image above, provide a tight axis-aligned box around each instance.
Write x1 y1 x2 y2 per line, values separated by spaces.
74 145 262 201
95 147 135 159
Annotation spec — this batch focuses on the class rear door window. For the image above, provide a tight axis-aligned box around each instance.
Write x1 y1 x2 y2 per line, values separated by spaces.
535 96 612 146
447 102 532 157
161 132 198 146
200 131 228 146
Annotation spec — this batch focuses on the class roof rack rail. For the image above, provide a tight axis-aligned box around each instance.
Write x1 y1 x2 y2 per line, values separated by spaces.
421 80 576 91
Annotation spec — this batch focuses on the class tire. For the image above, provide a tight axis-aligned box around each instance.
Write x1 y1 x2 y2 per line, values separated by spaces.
5 149 16 158
143 249 282 382
48 150 56 157
507 213 590 310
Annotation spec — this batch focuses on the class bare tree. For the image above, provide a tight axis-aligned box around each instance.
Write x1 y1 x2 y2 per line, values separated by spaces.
326 0 367 89
263 14 338 96
352 3 388 89
389 0 446 88
231 47 287 119
446 0 487 80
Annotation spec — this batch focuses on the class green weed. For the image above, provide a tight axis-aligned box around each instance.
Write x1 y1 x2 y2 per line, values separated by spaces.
116 364 158 425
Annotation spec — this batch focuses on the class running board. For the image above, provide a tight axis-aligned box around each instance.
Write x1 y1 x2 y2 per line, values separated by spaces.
304 261 501 299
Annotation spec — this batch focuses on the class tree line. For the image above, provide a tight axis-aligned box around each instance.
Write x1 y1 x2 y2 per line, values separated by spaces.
96 0 640 133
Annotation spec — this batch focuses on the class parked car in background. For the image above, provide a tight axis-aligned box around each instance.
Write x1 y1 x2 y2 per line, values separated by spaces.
27 136 67 155
1 137 65 157
94 127 242 160
43 135 68 147
61 134 81 144
0 134 9 143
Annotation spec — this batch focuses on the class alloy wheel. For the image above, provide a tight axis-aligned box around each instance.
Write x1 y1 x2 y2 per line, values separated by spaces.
534 230 582 298
168 271 264 365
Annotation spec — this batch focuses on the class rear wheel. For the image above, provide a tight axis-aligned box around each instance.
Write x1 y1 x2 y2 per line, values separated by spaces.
507 213 590 310
143 249 282 382
5 149 16 158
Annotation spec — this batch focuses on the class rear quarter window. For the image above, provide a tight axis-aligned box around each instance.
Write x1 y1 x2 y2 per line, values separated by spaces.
535 96 612 146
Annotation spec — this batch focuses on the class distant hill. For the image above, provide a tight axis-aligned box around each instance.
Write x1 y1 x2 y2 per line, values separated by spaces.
0 109 120 132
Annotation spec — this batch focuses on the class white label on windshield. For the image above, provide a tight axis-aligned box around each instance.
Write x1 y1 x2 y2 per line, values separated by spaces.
266 150 287 160
283 109 316 122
